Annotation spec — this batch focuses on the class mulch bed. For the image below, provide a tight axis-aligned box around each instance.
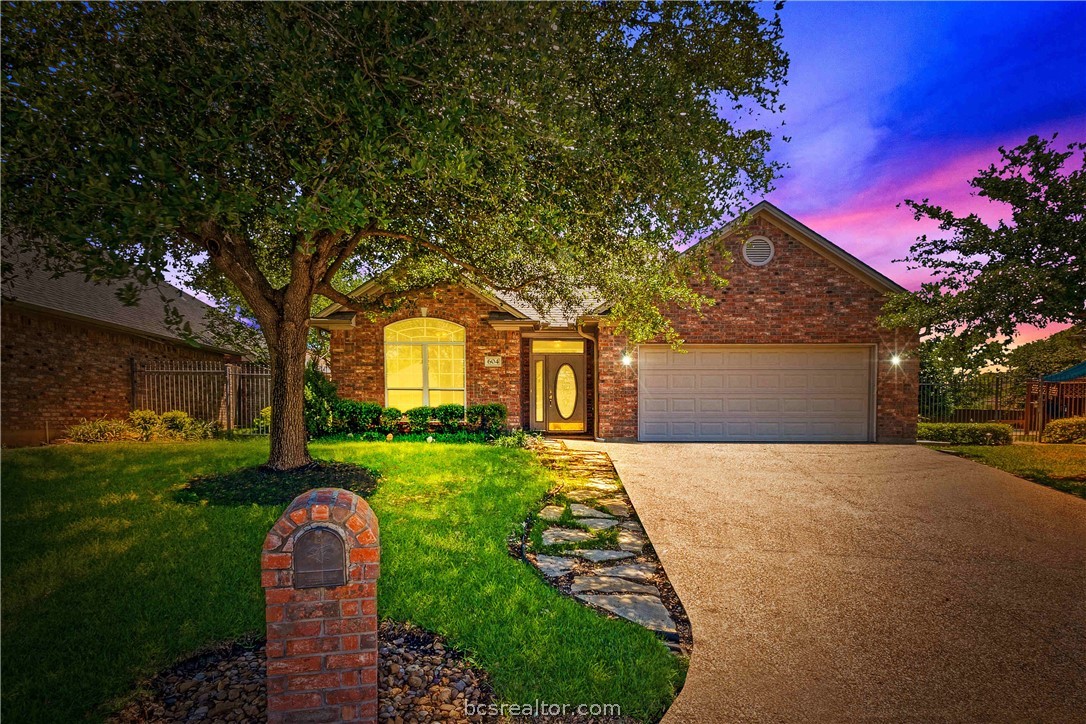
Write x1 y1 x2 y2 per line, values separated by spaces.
112 621 493 723
175 460 379 506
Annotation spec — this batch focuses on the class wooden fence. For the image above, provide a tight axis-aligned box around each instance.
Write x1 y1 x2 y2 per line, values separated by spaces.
133 360 271 432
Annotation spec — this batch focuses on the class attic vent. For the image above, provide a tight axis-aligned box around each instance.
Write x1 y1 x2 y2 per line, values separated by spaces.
742 236 775 266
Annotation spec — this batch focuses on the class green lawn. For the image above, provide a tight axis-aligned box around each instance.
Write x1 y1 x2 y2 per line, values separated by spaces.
937 444 1086 498
1 440 683 722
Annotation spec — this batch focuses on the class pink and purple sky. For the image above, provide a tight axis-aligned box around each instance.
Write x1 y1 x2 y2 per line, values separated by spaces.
758 1 1085 344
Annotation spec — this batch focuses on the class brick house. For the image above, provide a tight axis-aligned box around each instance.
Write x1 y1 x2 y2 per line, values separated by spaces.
2 261 246 446
313 202 919 443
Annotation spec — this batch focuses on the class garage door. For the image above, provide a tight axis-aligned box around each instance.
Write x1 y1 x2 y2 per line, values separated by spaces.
638 345 873 442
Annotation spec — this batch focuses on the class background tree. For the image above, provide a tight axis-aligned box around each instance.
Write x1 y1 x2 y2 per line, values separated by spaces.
882 134 1086 353
1005 326 1086 386
3 2 787 469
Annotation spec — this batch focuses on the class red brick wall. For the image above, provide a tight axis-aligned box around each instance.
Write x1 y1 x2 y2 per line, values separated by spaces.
262 488 380 723
1 305 226 446
329 285 523 428
596 215 919 441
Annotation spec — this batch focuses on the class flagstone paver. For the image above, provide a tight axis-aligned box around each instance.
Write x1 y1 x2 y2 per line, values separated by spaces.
539 505 564 521
570 503 612 518
596 561 657 582
574 594 677 635
573 549 635 562
533 554 576 578
617 529 647 552
578 517 619 531
571 576 658 595
597 498 631 517
541 527 594 545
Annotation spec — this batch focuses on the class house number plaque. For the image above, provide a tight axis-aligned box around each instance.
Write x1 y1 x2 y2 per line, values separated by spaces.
484 356 502 368
293 527 346 588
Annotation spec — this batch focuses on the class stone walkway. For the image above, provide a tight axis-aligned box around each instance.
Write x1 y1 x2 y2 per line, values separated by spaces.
522 440 687 650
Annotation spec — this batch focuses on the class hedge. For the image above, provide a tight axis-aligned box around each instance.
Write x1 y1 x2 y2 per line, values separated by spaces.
917 422 1014 446
1041 417 1086 444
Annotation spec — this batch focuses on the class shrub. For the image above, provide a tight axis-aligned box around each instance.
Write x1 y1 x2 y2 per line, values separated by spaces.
379 407 402 433
492 428 541 449
254 406 272 431
432 404 466 431
467 403 508 436
156 410 216 440
66 418 136 443
128 409 161 441
917 422 1014 446
303 363 340 438
404 406 434 432
334 400 383 433
159 409 192 433
1042 417 1086 444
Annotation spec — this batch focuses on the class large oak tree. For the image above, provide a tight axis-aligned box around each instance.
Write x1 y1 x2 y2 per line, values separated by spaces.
3 2 787 469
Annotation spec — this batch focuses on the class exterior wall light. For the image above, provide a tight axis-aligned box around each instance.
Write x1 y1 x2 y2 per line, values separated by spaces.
890 355 902 366
621 352 633 366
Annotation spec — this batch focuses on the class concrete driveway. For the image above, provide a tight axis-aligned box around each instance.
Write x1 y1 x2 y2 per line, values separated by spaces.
568 442 1086 722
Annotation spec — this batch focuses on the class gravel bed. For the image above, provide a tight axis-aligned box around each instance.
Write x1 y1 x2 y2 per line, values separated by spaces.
113 621 493 723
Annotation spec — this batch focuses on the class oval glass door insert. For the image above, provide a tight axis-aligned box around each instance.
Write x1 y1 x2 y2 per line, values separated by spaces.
555 364 577 419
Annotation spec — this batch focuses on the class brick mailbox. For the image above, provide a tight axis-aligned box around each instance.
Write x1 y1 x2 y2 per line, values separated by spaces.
262 488 380 723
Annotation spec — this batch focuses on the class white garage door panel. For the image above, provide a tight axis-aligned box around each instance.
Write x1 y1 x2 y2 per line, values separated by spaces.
638 345 872 442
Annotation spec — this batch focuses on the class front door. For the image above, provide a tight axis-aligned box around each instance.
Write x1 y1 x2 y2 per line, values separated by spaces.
530 342 587 434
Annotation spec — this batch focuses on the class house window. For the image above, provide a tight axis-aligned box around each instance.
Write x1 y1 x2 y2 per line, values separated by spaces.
384 318 466 409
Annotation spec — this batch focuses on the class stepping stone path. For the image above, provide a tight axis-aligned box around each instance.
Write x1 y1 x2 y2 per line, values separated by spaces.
526 439 679 644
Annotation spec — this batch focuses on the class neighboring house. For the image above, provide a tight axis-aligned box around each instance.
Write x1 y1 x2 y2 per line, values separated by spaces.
312 201 919 443
1 261 246 446
1042 361 1086 383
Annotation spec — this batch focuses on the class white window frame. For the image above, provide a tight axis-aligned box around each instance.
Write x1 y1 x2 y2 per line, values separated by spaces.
383 318 467 408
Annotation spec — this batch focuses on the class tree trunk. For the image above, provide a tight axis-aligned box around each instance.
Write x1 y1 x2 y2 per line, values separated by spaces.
265 310 312 471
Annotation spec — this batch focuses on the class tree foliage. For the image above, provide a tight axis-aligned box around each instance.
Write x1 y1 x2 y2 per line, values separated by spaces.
882 134 1086 346
2 2 787 467
1005 326 1086 386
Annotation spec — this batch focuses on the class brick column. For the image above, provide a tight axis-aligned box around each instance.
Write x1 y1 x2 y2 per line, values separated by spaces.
262 488 380 723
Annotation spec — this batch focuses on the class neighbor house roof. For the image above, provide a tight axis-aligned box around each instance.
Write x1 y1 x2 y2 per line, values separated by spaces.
3 257 247 356
1043 360 1086 382
312 201 906 328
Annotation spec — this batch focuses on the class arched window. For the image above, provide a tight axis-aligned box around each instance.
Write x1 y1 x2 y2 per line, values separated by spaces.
384 318 466 409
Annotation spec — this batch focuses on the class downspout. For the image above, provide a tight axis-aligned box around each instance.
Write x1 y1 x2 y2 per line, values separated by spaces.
575 321 600 440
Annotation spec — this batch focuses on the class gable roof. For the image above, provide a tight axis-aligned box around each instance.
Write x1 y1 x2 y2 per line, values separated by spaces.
1043 360 1086 382
740 201 906 294
591 201 905 315
3 258 247 355
313 201 906 328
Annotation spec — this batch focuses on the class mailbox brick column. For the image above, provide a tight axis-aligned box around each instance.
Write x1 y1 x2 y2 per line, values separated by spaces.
262 488 380 723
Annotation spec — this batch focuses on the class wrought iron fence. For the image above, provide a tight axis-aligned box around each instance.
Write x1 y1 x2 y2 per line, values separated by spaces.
133 359 271 432
919 374 1086 442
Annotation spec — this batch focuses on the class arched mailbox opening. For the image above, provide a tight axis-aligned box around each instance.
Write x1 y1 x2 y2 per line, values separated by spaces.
293 526 346 589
